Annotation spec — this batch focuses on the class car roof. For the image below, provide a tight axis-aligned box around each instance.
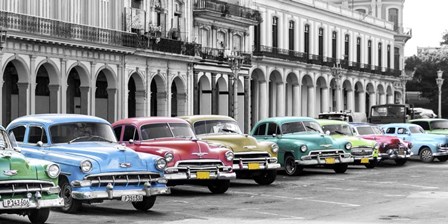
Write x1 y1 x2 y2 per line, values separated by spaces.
179 115 235 124
113 117 189 127
381 123 420 127
256 117 317 124
410 118 447 122
316 119 349 125
9 114 110 126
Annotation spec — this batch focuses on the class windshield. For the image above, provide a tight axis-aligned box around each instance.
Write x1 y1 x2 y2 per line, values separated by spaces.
356 126 382 135
50 122 117 144
409 126 425 134
141 123 195 140
431 120 448 129
322 124 353 136
282 121 323 134
371 105 406 117
0 130 13 150
194 120 242 135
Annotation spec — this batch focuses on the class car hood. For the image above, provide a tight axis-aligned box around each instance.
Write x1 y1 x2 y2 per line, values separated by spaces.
281 133 335 145
0 150 38 180
50 142 148 172
138 138 226 161
427 129 448 135
332 135 375 147
198 134 265 152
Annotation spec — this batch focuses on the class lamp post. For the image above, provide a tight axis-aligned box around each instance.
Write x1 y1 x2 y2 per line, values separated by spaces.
436 69 444 118
331 63 343 111
0 27 7 51
228 52 244 120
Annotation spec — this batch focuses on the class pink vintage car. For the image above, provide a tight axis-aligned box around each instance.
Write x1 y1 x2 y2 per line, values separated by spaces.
112 117 236 194
351 123 412 166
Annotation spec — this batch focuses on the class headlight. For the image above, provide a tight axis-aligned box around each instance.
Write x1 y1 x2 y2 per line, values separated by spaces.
300 145 307 152
225 151 234 161
80 160 93 173
156 158 167 171
164 152 174 163
46 164 60 178
271 143 279 153
374 143 380 149
345 142 352 150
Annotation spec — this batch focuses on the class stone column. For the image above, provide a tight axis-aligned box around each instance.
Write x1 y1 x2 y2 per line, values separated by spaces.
48 85 60 113
211 73 218 115
259 81 268 120
292 84 301 116
79 86 90 115
60 59 67 114
322 87 330 113
276 82 285 116
369 92 376 113
347 90 355 112
336 85 343 112
244 76 251 134
29 56 36 114
251 80 259 123
90 62 96 116
228 75 234 117
107 88 117 123
17 83 29 117
359 91 366 115
193 71 199 115
308 86 316 118
135 90 146 117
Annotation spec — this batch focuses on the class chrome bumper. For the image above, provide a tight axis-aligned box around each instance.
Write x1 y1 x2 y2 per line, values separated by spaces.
379 153 411 159
0 198 64 210
352 156 379 161
233 163 281 171
433 151 448 157
72 187 170 200
297 153 354 165
164 171 236 180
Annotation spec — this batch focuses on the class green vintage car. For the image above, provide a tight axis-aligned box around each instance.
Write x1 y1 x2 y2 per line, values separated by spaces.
409 118 448 135
0 126 63 223
251 117 353 176
317 119 379 168
181 115 281 185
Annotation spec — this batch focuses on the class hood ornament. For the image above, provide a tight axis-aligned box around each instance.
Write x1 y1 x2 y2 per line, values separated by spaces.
192 152 208 158
4 170 18 176
120 163 132 168
320 144 332 148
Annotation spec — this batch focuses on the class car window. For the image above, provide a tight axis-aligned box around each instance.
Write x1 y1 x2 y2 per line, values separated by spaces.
0 130 12 150
169 123 195 138
303 121 324 133
28 126 48 144
50 122 117 143
10 126 26 142
385 127 395 134
409 126 425 134
254 123 267 136
140 123 173 140
413 121 429 130
123 125 139 141
431 120 448 129
397 128 407 134
282 122 306 134
322 124 353 136
266 123 280 135
194 120 242 135
113 126 123 140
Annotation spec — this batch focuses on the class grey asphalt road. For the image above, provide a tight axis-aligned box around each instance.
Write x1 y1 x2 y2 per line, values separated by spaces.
2 160 448 224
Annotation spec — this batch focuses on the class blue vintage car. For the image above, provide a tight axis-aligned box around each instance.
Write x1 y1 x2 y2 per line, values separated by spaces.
381 123 448 163
251 117 353 175
6 114 170 213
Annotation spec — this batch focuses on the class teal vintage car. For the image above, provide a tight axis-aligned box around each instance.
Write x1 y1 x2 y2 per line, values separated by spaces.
409 118 448 135
0 126 63 223
317 119 379 168
251 117 353 176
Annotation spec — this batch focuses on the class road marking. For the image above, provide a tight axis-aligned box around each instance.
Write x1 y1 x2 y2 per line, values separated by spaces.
231 191 360 207
253 211 305 220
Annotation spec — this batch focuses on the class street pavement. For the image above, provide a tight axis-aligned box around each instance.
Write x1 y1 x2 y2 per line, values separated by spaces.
2 159 448 224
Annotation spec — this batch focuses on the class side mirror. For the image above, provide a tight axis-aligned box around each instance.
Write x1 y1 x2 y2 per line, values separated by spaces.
13 147 21 153
37 141 44 147
272 134 277 138
129 139 134 144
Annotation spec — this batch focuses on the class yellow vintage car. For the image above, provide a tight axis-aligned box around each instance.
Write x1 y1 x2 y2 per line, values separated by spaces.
180 115 280 185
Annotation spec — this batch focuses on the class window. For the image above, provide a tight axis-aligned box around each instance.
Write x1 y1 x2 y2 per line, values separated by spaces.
394 47 400 70
28 126 48 144
123 125 139 141
304 24 310 55
254 24 261 51
114 126 123 140
357 37 361 64
233 35 242 51
387 45 391 69
266 123 280 135
344 34 349 61
385 128 395 134
272 17 278 48
318 28 324 58
378 42 382 68
131 0 142 8
10 126 26 142
368 40 372 66
254 123 267 136
413 121 430 130
289 21 295 51
356 9 367 14
332 31 337 59
388 8 399 31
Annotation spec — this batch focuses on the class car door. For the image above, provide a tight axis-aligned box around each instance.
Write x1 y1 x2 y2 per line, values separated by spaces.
11 124 48 160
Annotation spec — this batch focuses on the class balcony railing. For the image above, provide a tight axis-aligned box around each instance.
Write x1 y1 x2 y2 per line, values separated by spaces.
199 47 252 66
137 36 198 56
194 0 262 22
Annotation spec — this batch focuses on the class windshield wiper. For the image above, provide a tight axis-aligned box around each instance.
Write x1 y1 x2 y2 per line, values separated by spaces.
305 126 319 132
221 128 238 133
68 136 90 144
334 130 346 135
88 135 114 143
69 135 113 144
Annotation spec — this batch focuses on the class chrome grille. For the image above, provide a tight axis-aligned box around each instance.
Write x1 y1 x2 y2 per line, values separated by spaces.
85 172 161 187
0 180 55 194
176 160 225 172
309 150 348 158
351 147 373 156
234 152 271 164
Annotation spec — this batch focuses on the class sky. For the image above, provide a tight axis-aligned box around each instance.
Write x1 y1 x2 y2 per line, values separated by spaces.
404 0 448 56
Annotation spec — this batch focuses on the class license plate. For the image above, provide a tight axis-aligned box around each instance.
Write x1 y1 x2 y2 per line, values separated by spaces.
196 171 210 179
361 158 370 164
121 195 143 202
2 198 30 208
325 158 335 164
248 163 260 170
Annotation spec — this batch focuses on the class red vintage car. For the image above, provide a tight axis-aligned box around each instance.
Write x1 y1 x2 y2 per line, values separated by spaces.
351 123 412 166
112 117 236 194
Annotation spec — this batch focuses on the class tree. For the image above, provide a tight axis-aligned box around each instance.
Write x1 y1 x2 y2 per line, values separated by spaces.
440 30 448 46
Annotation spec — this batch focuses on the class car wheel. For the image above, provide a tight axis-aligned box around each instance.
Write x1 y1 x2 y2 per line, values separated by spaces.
28 208 50 224
333 163 348 174
284 155 302 176
253 170 277 185
208 180 230 194
132 196 157 211
59 178 82 213
438 156 448 162
419 147 434 163
394 159 407 166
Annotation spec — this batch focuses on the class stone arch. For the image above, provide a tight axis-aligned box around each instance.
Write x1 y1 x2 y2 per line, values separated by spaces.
354 81 365 113
95 67 117 122
2 58 29 125
66 64 90 115
171 76 186 116
150 74 166 116
128 72 146 118
34 61 60 115
386 85 394 104
216 76 228 115
342 79 353 111
377 83 386 105
34 59 60 85
198 74 211 114
286 72 300 116
301 74 315 117
250 68 267 125
2 55 30 83
366 82 376 115
268 70 283 117
316 76 329 113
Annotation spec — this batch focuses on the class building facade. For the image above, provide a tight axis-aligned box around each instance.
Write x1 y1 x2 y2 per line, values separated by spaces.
0 0 411 133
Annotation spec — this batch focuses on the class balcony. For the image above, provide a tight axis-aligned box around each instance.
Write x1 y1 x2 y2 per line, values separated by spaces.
198 47 252 66
137 36 198 57
394 24 412 43
193 0 261 26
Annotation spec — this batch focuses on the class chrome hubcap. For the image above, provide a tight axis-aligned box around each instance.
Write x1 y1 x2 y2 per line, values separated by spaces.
421 150 432 161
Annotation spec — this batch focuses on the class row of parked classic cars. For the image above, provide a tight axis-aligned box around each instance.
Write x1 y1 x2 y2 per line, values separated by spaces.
1 113 448 223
